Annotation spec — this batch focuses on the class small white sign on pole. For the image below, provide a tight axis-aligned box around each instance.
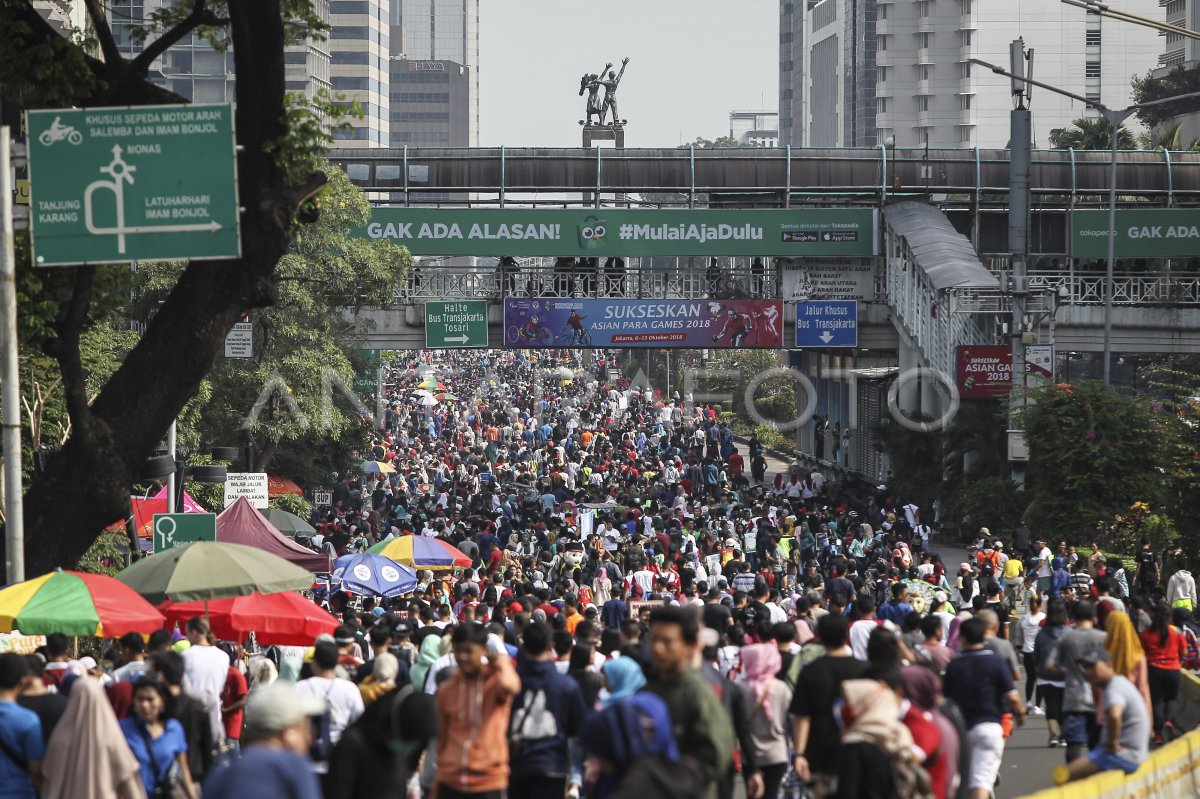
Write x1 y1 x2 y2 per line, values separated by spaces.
224 322 253 358
223 472 269 508
313 491 332 507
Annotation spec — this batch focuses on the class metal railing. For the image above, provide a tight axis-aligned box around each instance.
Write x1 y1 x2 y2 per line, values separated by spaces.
396 259 780 302
1024 270 1200 306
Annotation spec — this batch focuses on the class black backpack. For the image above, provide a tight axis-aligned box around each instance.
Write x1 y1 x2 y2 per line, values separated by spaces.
310 682 336 762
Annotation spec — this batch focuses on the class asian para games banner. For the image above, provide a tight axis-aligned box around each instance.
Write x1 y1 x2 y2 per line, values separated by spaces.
357 208 878 257
503 298 784 349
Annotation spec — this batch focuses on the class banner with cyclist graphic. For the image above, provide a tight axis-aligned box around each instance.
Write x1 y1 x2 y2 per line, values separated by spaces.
503 298 784 348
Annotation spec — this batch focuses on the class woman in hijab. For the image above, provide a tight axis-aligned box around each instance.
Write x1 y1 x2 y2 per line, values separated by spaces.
580 692 697 799
41 677 147 799
359 652 399 705
600 656 646 708
900 666 958 799
835 675 929 799
1104 611 1152 716
736 643 793 799
409 634 441 691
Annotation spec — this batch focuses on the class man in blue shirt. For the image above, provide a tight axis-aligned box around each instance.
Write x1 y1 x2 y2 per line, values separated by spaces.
202 682 324 799
876 582 914 626
943 617 1027 799
0 654 44 799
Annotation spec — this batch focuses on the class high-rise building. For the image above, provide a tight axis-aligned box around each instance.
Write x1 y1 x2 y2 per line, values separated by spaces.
330 0 390 147
286 0 332 102
1157 0 1200 71
108 0 331 107
729 110 780 146
389 59 472 146
390 0 479 145
780 0 1162 149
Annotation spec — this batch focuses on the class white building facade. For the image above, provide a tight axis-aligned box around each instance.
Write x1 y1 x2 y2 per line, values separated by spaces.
781 0 1163 149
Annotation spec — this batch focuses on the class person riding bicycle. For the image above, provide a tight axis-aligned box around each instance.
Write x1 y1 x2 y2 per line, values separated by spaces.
560 310 589 344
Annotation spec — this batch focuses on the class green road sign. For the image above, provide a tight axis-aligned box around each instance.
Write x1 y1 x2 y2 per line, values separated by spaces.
1072 209 1200 258
26 104 241 266
152 513 217 552
425 301 489 348
353 349 379 393
355 208 879 257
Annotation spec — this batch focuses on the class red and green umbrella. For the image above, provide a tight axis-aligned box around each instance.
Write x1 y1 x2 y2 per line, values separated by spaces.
0 570 165 637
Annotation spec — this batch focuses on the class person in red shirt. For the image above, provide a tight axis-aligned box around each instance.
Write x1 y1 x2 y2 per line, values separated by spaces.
217 643 248 750
1139 602 1188 741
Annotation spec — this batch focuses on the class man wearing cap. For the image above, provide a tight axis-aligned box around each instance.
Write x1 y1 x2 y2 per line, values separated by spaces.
1053 649 1149 784
200 682 324 799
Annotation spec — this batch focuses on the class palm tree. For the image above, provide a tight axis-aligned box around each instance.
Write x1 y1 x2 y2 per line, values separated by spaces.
1137 122 1184 150
1135 123 1200 151
1048 117 1137 150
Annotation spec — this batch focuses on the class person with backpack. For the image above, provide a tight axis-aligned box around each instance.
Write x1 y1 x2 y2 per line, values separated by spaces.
509 622 588 799
294 640 364 774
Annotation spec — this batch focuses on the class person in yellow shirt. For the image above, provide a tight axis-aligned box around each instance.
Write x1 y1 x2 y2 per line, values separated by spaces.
1003 549 1025 606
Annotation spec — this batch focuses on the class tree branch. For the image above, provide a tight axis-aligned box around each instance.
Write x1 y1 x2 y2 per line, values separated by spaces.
102 0 221 102
83 0 123 66
51 266 98 432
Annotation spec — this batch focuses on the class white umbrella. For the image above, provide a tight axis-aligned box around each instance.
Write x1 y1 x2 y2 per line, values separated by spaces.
418 395 438 406
412 389 434 397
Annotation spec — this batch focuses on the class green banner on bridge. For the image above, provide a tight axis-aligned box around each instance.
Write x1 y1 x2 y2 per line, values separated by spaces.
1072 209 1200 258
355 208 878 257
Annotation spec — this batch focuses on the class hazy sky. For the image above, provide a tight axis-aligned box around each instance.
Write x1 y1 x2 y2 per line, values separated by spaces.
478 0 779 148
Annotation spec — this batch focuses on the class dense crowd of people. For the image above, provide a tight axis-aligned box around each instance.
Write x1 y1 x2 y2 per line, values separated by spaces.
1 348 1198 799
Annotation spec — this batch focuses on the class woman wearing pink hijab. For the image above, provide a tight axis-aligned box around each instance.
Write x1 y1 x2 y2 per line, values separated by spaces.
736 643 793 799
41 676 146 799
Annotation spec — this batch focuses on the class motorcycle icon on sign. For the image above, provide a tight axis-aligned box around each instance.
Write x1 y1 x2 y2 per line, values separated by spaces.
38 116 83 146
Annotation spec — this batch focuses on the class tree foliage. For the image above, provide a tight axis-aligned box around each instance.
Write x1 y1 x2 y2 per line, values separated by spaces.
128 165 408 491
1131 66 1200 129
1023 382 1170 540
1048 117 1137 150
0 0 371 573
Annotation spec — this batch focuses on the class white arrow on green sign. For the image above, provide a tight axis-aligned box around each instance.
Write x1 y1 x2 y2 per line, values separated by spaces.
425 301 488 348
26 104 241 266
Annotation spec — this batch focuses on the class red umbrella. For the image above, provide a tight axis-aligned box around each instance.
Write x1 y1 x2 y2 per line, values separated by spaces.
158 591 338 646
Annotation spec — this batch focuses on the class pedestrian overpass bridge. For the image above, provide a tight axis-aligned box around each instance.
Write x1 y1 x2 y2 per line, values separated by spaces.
333 145 1200 358
332 145 1200 473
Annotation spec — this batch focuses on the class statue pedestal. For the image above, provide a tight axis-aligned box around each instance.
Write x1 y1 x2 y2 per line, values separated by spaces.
580 123 625 148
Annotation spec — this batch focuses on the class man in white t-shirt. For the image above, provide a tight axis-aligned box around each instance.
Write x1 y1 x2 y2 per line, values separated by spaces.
180 617 231 743
294 639 365 772
1034 538 1054 594
902 502 920 527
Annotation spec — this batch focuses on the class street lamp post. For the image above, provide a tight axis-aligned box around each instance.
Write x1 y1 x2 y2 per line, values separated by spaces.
970 58 1200 385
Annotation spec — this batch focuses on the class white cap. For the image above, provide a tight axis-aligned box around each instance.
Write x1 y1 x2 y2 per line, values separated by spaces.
243 683 327 739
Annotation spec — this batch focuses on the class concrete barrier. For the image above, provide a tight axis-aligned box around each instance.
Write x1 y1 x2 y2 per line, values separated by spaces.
1016 671 1200 799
